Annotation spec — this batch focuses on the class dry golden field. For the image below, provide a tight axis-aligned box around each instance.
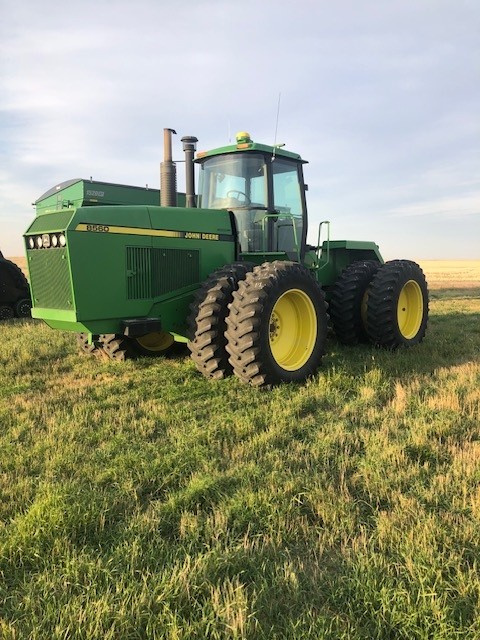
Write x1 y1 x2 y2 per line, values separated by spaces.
7 256 27 276
8 256 480 290
417 260 480 289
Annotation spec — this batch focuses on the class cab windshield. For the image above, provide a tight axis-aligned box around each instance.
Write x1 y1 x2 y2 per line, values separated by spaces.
198 153 267 210
198 152 304 256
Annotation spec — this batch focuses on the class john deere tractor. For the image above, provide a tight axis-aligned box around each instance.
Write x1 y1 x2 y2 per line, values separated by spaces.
24 129 428 386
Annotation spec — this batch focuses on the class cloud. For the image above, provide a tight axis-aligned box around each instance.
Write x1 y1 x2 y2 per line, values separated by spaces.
388 195 480 219
0 0 479 257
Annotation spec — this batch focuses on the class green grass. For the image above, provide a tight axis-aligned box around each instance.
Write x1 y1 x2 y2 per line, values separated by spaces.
1 290 480 639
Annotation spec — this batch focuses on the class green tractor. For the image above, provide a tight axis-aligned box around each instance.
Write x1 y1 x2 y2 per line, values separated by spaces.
24 129 428 386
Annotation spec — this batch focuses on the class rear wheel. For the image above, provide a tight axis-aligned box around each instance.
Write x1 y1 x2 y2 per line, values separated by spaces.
187 262 254 379
367 260 428 348
225 261 328 386
329 260 381 344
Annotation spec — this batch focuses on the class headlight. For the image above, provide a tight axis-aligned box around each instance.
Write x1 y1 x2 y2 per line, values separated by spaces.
28 237 35 249
51 234 58 247
36 235 43 248
59 234 66 247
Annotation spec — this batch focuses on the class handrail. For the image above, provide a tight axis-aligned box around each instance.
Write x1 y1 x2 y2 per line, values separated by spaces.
316 220 330 269
260 213 300 262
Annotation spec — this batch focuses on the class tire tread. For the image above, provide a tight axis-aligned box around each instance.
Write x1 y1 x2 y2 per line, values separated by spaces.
187 262 254 379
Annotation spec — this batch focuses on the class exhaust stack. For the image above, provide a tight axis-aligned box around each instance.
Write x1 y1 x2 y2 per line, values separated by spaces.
181 135 198 208
160 128 177 207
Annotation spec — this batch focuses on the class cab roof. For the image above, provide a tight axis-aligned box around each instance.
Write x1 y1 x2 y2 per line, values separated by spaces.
195 132 307 164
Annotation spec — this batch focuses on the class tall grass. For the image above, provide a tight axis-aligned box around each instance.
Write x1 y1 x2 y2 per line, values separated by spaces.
0 289 479 639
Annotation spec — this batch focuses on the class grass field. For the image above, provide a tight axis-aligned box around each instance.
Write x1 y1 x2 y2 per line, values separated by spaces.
0 262 479 638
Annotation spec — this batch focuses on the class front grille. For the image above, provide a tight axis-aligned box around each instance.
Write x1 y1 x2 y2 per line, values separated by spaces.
27 211 74 234
28 249 72 309
126 246 199 300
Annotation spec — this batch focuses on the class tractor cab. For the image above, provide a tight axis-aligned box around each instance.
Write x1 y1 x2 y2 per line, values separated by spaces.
196 132 308 261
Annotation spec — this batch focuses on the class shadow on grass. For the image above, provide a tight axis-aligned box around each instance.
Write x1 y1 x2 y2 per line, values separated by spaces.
123 307 480 392
324 311 480 381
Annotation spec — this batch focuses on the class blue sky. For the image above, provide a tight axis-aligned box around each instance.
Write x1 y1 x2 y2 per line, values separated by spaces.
1 0 479 259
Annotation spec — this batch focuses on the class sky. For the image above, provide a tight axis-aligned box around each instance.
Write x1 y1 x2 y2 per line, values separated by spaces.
1 0 479 260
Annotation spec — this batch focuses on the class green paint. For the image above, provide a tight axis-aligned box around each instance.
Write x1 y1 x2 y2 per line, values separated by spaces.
35 178 187 216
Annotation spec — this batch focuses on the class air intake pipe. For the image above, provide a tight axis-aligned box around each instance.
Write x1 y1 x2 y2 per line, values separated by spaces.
160 128 177 207
181 136 198 208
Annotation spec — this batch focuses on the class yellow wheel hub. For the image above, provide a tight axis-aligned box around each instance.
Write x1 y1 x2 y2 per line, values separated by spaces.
136 331 174 352
269 289 317 371
397 280 423 339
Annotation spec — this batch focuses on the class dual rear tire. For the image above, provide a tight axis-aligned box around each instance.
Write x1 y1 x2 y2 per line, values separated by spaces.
366 260 429 348
330 259 428 349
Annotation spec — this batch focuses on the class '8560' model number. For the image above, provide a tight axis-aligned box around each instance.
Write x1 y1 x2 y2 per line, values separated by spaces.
86 224 110 233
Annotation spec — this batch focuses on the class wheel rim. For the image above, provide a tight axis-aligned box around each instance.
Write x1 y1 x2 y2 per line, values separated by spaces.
269 289 317 371
397 280 423 339
135 331 174 352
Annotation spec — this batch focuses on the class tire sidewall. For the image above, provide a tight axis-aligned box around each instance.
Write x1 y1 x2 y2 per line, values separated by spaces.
257 266 327 382
370 261 428 347
392 268 428 346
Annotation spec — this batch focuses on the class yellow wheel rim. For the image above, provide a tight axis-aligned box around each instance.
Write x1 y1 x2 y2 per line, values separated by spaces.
269 289 317 371
136 331 174 352
397 280 423 339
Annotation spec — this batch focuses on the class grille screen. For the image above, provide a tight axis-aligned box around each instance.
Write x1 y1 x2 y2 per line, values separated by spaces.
126 247 199 299
27 211 74 234
28 249 72 309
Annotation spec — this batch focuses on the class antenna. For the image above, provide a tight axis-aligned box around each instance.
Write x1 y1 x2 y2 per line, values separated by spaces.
272 92 282 161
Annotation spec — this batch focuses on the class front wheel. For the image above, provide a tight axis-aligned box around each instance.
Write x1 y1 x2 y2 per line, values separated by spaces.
366 260 428 348
77 333 108 359
225 261 328 386
187 262 254 379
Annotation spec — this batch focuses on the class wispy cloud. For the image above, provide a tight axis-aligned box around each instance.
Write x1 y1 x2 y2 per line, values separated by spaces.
388 194 480 219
